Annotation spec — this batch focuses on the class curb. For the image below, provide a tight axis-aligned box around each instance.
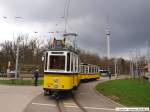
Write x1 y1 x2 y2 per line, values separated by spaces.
95 89 125 107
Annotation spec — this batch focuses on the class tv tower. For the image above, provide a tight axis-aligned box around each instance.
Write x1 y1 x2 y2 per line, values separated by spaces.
105 15 111 73
106 16 111 59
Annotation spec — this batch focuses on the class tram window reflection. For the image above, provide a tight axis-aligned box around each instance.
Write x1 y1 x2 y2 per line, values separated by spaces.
49 56 65 70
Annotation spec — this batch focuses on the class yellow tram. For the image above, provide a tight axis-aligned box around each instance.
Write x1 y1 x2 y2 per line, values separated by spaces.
43 33 80 95
80 63 100 81
43 33 100 96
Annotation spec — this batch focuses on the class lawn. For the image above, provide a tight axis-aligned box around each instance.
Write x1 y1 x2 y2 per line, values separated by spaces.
0 78 43 86
96 79 150 107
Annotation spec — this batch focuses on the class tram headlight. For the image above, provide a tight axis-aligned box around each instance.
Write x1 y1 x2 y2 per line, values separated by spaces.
54 83 58 88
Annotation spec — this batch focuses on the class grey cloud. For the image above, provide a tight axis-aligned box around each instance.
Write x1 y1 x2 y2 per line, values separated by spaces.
0 0 150 58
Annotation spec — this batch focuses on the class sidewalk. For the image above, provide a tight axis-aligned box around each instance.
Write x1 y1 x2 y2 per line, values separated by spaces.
0 85 42 112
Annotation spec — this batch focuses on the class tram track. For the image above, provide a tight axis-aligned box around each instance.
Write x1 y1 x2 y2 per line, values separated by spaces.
56 99 66 112
72 95 88 112
54 94 87 112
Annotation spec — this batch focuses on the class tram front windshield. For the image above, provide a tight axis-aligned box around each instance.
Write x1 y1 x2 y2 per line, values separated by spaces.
49 56 65 70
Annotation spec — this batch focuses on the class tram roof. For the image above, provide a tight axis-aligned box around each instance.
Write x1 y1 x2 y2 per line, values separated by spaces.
63 33 78 37
45 48 79 54
80 63 99 67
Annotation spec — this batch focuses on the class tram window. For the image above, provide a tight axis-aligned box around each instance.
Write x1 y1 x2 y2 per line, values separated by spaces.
76 57 78 72
81 66 82 73
84 66 86 74
82 66 84 73
96 67 97 73
45 52 48 70
49 56 65 70
73 55 75 72
92 66 94 73
80 66 82 73
78 60 80 72
74 56 76 72
75 56 78 72
81 66 83 73
86 66 88 74
89 66 92 74
94 67 96 73
67 53 70 71
71 54 73 71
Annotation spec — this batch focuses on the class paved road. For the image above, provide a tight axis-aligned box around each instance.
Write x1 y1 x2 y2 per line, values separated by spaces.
0 76 127 112
0 85 42 112
24 77 124 112
24 94 58 112
74 78 123 112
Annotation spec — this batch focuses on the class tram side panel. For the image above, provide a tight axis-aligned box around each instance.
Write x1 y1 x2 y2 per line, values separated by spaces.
43 74 74 91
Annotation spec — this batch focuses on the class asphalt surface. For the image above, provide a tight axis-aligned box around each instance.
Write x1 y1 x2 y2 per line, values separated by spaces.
0 76 127 112
74 78 123 112
24 94 58 112
23 77 124 112
0 85 42 112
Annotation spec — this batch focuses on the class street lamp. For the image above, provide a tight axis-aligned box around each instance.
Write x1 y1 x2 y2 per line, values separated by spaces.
15 36 21 79
2 16 23 79
14 17 23 79
114 58 117 78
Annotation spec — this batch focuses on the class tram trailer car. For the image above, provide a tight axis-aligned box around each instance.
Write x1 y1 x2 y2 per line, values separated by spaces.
80 64 100 81
43 50 80 95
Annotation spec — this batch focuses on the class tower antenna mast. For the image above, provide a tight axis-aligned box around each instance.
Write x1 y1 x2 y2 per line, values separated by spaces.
106 15 110 59
64 0 71 33
106 15 111 73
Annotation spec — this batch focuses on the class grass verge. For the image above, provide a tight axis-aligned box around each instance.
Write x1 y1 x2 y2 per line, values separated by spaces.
96 79 150 107
0 79 43 86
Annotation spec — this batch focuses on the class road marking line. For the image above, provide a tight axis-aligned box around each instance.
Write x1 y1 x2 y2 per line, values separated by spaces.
84 106 115 111
64 105 115 111
31 103 115 111
64 102 76 104
32 103 56 107
65 105 79 108
64 103 76 105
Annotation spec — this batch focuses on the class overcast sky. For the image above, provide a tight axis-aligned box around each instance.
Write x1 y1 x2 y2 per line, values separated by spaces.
0 0 150 59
